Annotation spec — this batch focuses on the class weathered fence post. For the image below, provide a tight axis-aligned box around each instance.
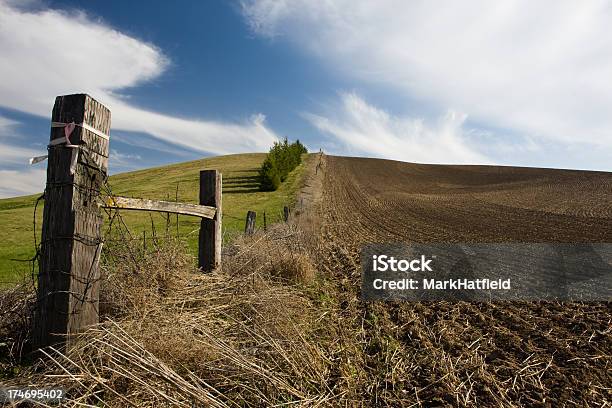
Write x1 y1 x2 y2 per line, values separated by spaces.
199 170 222 272
283 206 290 222
34 94 110 349
263 211 267 231
245 211 256 235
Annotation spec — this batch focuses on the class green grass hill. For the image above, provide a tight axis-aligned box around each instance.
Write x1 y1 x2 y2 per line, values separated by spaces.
0 153 311 286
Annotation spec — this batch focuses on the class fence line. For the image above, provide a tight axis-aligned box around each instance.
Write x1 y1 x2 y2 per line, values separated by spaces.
33 93 300 349
103 196 216 219
245 211 256 235
33 93 221 350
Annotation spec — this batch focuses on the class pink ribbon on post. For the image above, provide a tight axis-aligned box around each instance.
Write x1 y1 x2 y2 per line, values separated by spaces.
32 121 109 172
63 122 76 145
48 121 78 147
45 122 79 174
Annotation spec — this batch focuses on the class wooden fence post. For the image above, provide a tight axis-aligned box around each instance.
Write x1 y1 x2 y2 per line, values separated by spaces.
283 206 290 222
33 94 110 349
199 170 222 272
245 211 256 235
263 211 267 231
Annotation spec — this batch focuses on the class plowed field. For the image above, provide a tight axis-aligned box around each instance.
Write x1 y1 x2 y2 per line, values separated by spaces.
316 155 612 406
323 156 612 243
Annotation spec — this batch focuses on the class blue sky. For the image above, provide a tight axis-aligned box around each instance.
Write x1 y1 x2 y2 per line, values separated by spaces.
1 0 611 197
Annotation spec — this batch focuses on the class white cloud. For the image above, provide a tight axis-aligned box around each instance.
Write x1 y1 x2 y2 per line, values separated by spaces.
0 169 45 198
0 115 17 130
0 115 47 198
111 132 195 159
242 0 612 159
111 102 277 155
0 143 41 165
109 149 142 170
305 92 490 164
0 115 40 165
0 1 278 155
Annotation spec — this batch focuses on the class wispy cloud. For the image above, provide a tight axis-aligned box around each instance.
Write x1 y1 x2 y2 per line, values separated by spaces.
0 143 41 166
111 132 197 159
242 0 612 169
0 115 46 198
0 169 45 198
109 149 142 172
0 115 39 165
0 115 17 131
0 1 278 155
304 92 490 164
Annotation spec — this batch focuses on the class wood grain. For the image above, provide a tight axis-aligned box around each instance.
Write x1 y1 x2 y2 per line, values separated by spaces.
34 94 110 349
199 170 222 272
103 196 216 219
245 210 256 235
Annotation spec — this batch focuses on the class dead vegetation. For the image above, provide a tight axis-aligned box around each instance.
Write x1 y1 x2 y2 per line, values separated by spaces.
0 280 35 378
1 155 611 406
0 218 338 406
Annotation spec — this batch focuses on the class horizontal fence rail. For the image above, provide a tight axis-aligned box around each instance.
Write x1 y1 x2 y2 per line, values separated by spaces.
103 196 216 219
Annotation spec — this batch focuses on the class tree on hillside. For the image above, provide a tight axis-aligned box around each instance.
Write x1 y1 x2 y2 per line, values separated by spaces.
259 138 308 191
259 155 281 191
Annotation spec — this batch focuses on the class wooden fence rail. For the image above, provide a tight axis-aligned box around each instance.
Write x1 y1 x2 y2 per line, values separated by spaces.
34 93 221 350
103 196 216 219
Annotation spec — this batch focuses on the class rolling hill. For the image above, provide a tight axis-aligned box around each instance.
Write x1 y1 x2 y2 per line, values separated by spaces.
0 153 311 285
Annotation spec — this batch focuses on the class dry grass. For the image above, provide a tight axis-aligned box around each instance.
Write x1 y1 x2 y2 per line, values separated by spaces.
1 203 610 406
0 220 338 407
0 279 35 377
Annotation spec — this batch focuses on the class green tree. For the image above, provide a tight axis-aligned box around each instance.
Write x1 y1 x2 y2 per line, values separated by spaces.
259 138 308 191
258 155 281 191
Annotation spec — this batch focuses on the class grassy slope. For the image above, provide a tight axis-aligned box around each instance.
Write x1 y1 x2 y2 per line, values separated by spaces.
0 153 310 285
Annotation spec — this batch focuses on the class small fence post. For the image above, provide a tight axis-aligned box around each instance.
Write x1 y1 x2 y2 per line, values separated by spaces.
263 211 267 231
283 206 290 222
33 94 111 349
244 211 256 235
199 170 222 272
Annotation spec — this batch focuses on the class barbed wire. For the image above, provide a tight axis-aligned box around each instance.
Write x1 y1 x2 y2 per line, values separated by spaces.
30 136 298 318
34 139 117 315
